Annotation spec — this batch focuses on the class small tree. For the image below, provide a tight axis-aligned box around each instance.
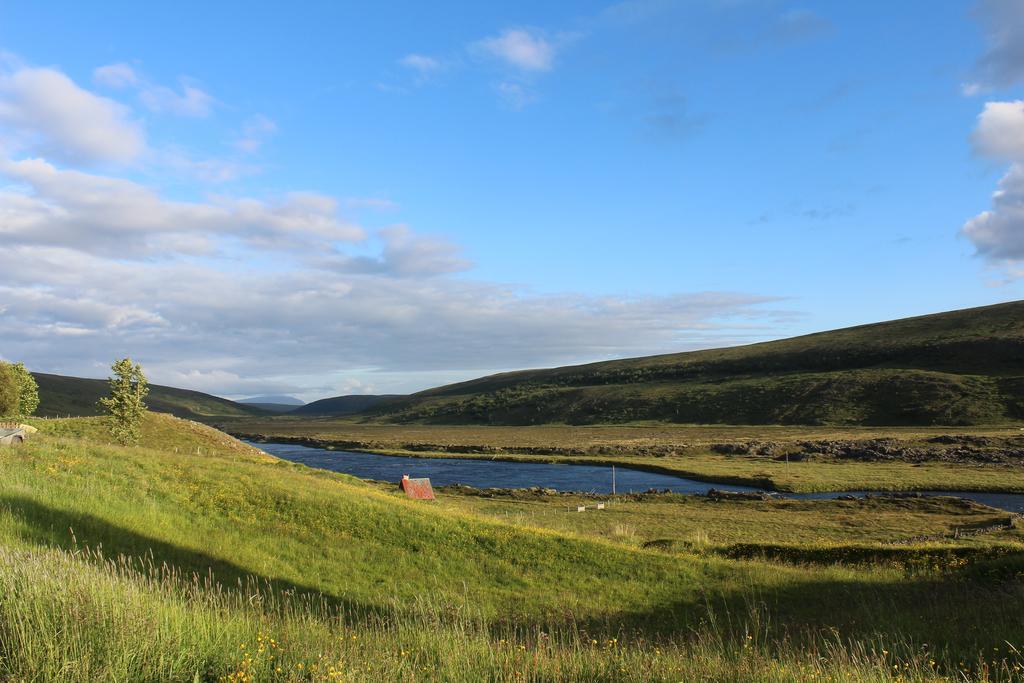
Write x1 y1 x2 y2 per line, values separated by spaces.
99 358 149 446
0 364 18 417
9 363 39 417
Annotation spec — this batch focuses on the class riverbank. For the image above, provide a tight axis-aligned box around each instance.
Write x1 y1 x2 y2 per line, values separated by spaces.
250 439 1024 516
420 482 1023 549
228 423 1024 493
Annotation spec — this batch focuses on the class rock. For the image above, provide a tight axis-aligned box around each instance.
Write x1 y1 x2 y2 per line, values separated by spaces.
707 488 774 501
711 443 752 455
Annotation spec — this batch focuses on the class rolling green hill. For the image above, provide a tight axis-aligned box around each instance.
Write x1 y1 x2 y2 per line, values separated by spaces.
238 395 305 412
290 394 401 416
32 372 267 420
239 402 302 413
2 413 1023 680
370 300 1024 426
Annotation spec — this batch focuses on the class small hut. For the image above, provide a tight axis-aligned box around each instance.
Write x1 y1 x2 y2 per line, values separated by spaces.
399 474 436 500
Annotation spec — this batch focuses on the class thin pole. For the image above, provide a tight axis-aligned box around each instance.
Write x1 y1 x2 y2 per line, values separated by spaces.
612 465 616 495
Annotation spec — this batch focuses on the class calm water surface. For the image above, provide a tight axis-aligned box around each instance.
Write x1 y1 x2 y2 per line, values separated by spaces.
252 441 1024 513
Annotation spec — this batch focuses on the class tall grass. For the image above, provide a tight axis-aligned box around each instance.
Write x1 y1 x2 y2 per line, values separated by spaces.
1 544 1022 682
3 416 1024 681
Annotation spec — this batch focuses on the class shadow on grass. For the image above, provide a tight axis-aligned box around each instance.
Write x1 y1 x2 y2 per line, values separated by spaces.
0 493 388 623
5 492 1023 654
574 551 1024 657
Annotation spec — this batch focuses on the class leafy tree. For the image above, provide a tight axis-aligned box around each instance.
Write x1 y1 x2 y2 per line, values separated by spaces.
9 363 39 416
99 358 149 446
0 364 18 417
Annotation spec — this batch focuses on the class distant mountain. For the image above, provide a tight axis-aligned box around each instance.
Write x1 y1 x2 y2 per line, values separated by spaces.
33 373 268 420
239 395 305 406
238 395 305 413
290 394 402 416
239 403 301 413
367 301 1024 427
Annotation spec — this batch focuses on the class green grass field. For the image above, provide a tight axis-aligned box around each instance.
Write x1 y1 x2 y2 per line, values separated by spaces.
1 413 1023 680
427 489 1020 547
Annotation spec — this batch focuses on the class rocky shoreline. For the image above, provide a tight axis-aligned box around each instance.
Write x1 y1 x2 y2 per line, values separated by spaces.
712 435 1024 464
235 430 1024 465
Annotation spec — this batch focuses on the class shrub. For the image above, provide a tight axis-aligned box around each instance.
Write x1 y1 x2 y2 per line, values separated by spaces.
0 364 18 416
9 363 39 416
98 358 149 446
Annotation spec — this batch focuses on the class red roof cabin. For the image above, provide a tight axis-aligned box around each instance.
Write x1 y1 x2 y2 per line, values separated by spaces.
400 474 436 500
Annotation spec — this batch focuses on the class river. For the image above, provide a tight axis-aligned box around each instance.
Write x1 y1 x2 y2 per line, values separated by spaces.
251 441 1024 513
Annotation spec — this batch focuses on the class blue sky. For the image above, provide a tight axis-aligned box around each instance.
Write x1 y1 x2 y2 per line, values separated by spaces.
1 1 1023 400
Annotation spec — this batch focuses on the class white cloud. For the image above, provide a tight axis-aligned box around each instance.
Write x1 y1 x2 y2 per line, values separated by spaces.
962 163 1024 261
0 156 788 395
972 0 1024 89
0 158 364 255
312 225 470 277
0 285 167 331
93 62 139 88
0 66 145 164
399 54 441 73
0 240 786 395
0 52 791 399
397 54 444 87
234 114 277 153
962 101 1024 265
94 61 214 117
475 29 556 72
495 81 536 109
376 224 471 276
961 81 986 97
139 79 214 117
160 148 259 183
961 4 1024 270
971 100 1024 160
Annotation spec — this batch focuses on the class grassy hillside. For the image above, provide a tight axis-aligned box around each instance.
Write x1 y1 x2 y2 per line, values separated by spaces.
2 414 1024 680
369 300 1024 426
241 402 302 413
239 396 305 413
33 372 267 420
290 394 401 416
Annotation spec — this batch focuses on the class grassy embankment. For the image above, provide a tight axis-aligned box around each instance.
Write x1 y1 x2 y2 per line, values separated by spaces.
224 420 1024 493
427 488 1021 548
1 413 1024 680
